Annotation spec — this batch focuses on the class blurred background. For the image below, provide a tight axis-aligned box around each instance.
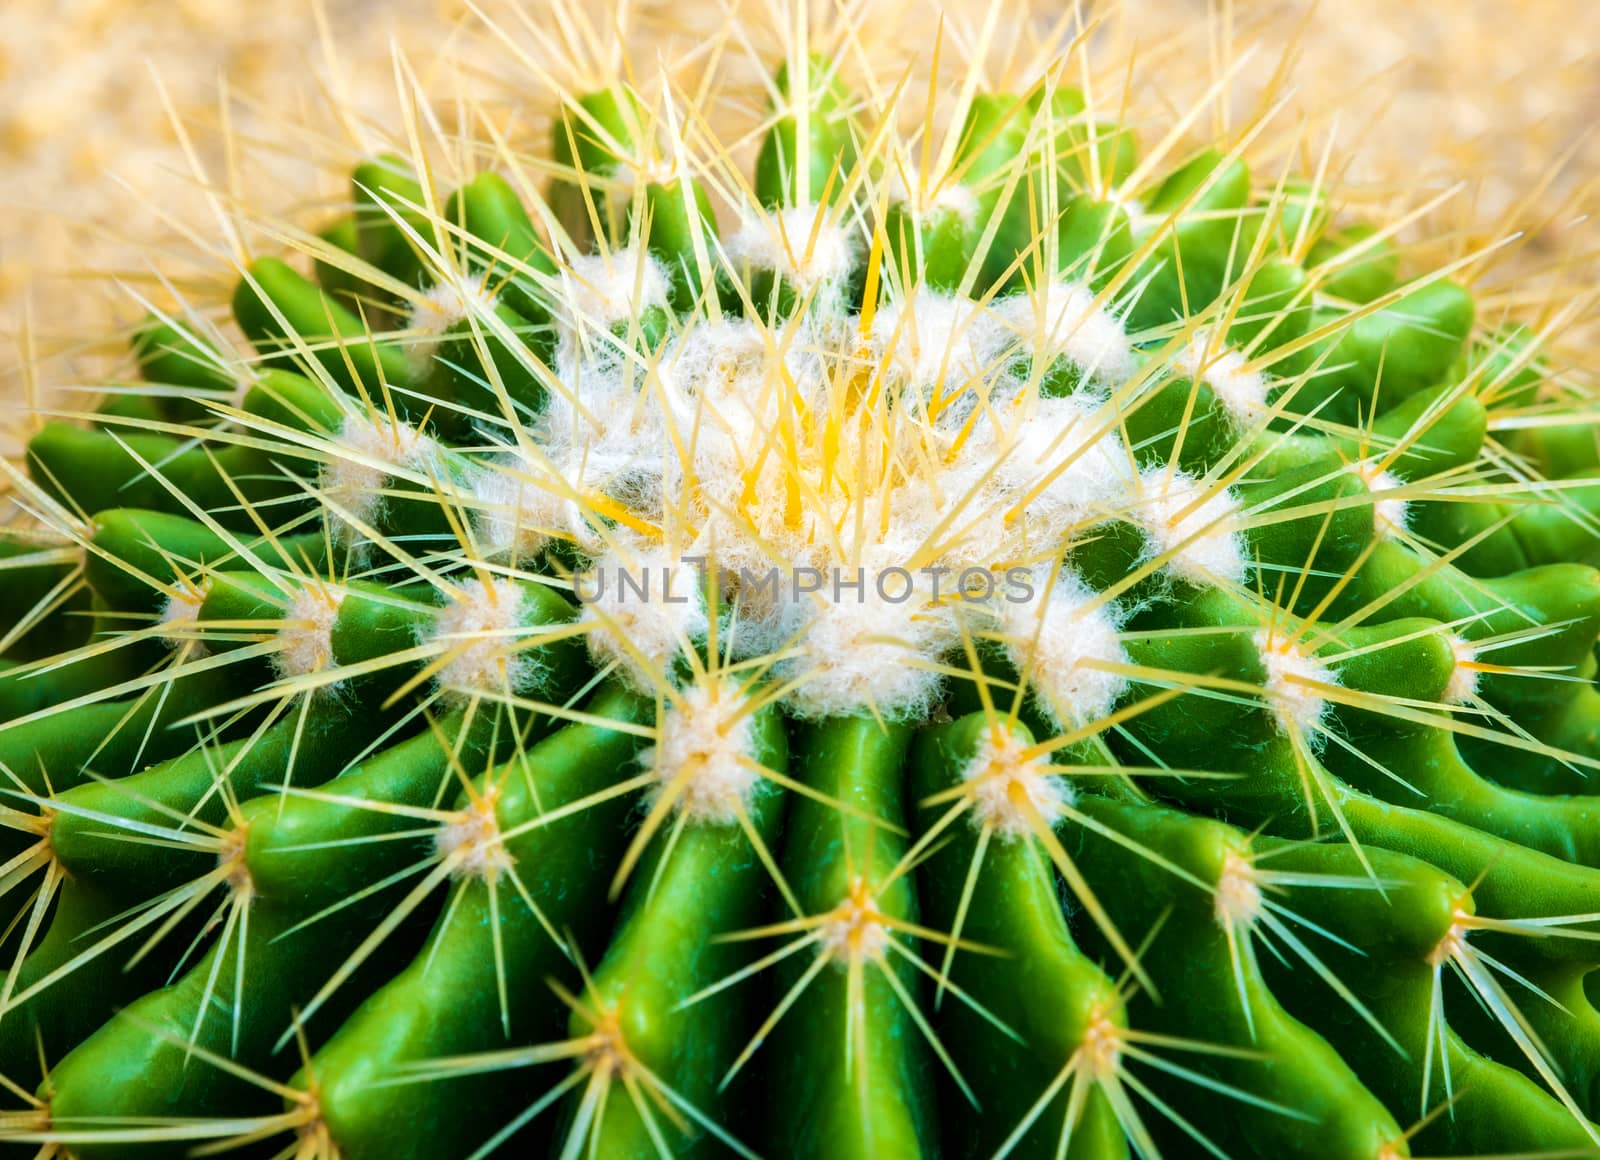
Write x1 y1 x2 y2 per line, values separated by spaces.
1 0 1595 415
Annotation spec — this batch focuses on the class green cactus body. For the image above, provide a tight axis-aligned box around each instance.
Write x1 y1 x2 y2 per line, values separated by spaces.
3 10 1600 1160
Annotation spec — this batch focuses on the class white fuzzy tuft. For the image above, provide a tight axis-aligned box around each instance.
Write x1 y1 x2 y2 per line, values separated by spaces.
777 565 957 720
436 790 513 880
1356 463 1411 537
1129 470 1247 585
323 413 438 541
977 392 1135 533
1213 851 1264 931
273 588 345 680
1254 629 1338 736
962 728 1074 839
641 679 760 825
884 171 980 224
471 461 571 560
870 291 1016 413
665 316 774 399
580 548 708 690
725 203 857 292
425 578 538 701
665 317 800 469
1001 570 1129 730
1106 184 1145 224
406 276 501 376
536 322 696 555
1444 635 1480 704
558 245 669 334
818 878 892 963
613 154 688 195
1175 330 1268 425
997 280 1137 385
158 579 210 654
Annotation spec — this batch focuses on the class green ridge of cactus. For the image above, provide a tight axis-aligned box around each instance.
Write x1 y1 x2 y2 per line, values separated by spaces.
2 5 1599 1159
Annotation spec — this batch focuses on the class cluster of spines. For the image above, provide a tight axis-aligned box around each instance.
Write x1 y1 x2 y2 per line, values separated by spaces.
1 3 1599 1158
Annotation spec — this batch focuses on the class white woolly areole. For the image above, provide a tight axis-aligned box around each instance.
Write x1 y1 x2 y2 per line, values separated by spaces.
818 877 892 964
882 458 1009 574
1129 470 1247 585
1254 629 1338 736
1356 464 1411 538
158 579 210 654
471 462 570 560
690 476 820 625
962 728 1074 840
665 317 798 469
537 328 695 554
535 430 687 561
1106 184 1146 228
869 291 1015 406
884 172 980 224
324 414 438 537
641 679 760 825
996 280 1137 385
1213 851 1264 931
1001 572 1129 730
558 245 669 333
580 549 708 690
274 588 345 679
425 578 534 701
976 393 1135 532
405 277 501 376
1444 635 1480 705
613 154 688 195
436 789 513 880
777 569 957 720
725 203 857 290
1176 330 1268 425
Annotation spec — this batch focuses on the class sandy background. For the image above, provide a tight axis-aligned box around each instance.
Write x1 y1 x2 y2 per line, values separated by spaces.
1 0 1595 423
